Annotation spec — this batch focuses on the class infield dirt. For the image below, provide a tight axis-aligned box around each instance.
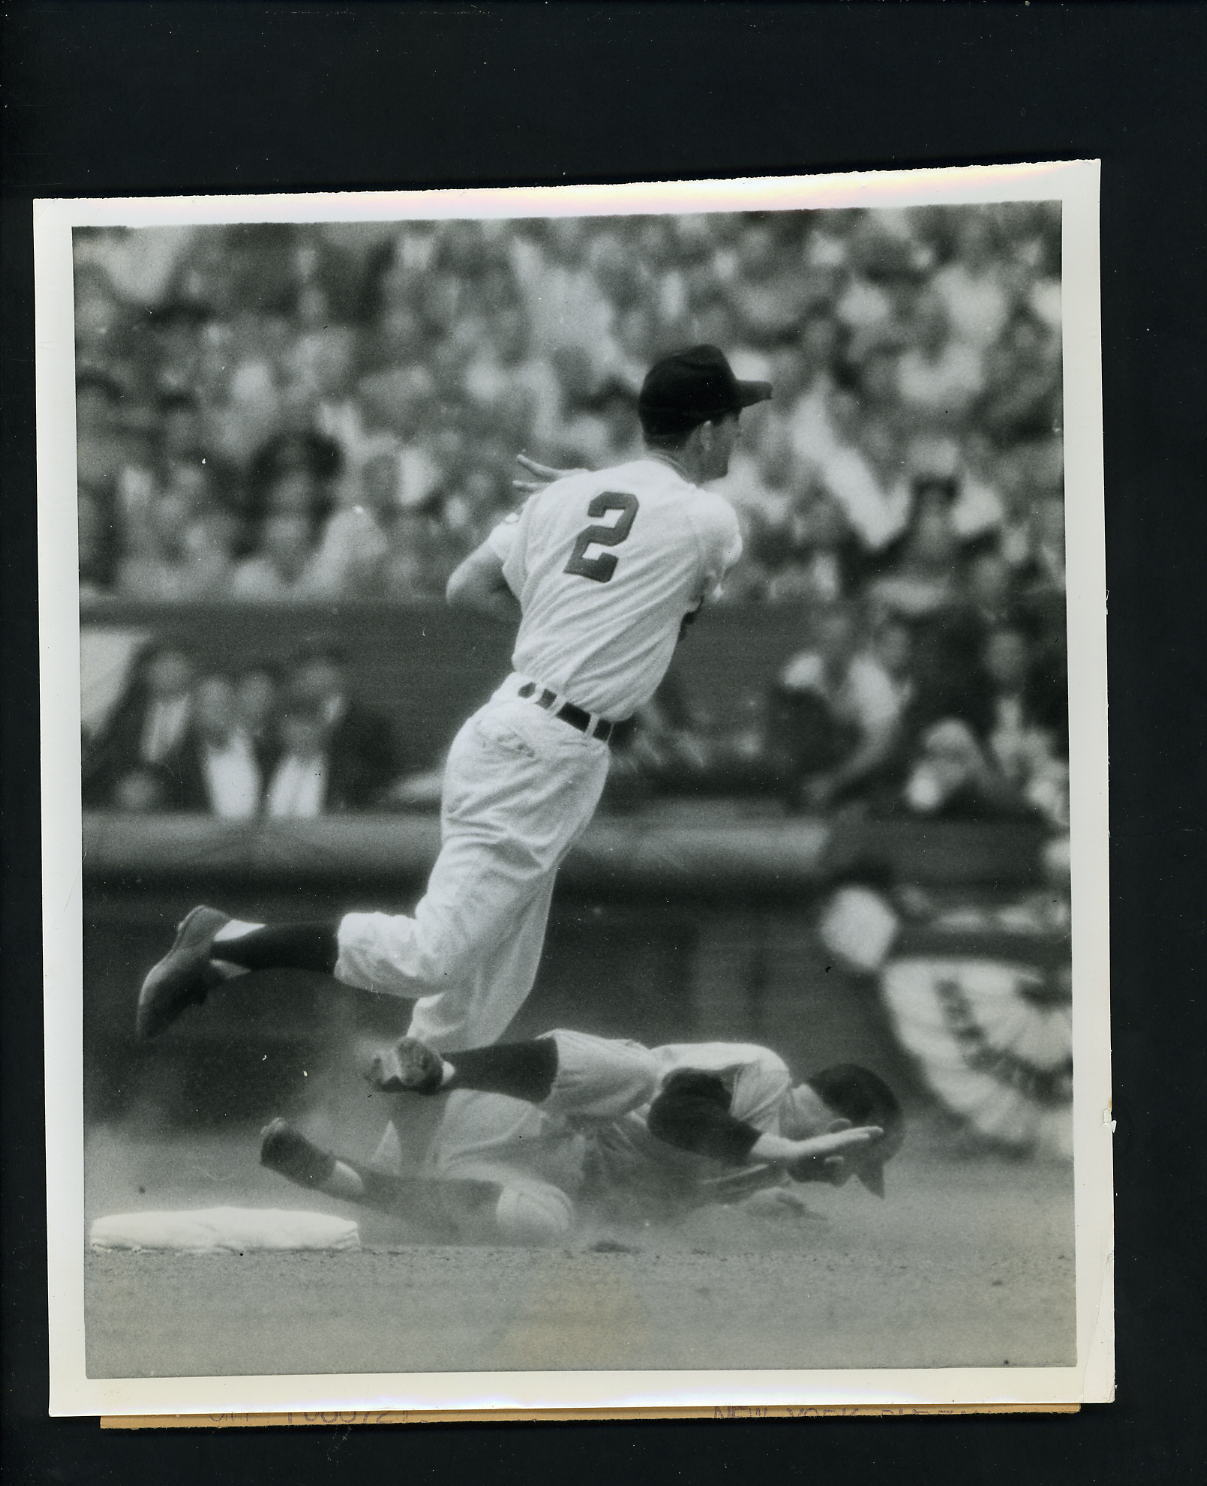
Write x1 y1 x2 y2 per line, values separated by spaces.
84 1129 1074 1378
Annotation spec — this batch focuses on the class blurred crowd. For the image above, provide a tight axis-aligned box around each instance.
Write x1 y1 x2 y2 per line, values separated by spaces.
84 583 1067 829
611 593 1069 829
82 642 399 817
77 204 1067 827
75 205 1063 613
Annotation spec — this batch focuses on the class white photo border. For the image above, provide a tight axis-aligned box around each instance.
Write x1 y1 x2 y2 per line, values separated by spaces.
37 161 1112 1417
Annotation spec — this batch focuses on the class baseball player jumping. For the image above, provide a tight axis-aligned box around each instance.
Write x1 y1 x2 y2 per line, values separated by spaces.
259 1021 904 1244
136 346 770 1054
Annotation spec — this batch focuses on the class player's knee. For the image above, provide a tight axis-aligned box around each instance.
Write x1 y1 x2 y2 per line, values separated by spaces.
493 1183 575 1245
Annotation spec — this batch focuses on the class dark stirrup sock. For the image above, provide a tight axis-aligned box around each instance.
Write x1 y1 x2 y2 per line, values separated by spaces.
215 923 339 975
447 1035 559 1104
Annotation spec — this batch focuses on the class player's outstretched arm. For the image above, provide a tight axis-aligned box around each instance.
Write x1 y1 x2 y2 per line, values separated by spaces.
446 539 519 621
751 1125 885 1184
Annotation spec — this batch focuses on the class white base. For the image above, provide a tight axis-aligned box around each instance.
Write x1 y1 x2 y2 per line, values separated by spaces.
89 1206 361 1253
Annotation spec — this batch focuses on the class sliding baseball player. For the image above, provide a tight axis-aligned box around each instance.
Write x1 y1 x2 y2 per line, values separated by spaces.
260 1022 903 1243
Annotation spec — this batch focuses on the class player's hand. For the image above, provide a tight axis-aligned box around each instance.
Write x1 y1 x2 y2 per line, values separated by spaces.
785 1125 884 1185
512 454 585 495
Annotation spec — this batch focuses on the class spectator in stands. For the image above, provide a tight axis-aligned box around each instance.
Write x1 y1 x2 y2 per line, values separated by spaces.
931 210 1012 354
376 507 459 601
822 411 912 556
117 496 237 602
263 703 331 819
977 310 1062 447
464 305 561 448
779 309 846 469
895 290 985 432
580 377 645 469
231 512 333 601
728 216 807 348
770 604 909 811
78 488 116 600
307 449 398 594
154 391 233 501
247 386 343 525
83 640 198 806
76 370 131 505
234 661 282 755
111 764 173 813
868 479 963 619
898 620 1067 824
1016 492 1067 595
287 644 399 809
949 430 1007 541
75 205 1068 645
164 672 265 818
751 479 862 606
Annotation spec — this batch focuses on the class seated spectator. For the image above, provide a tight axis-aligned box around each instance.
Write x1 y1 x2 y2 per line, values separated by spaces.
728 217 808 347
117 498 237 601
723 420 798 523
867 480 963 618
770 604 909 811
895 291 985 432
376 507 459 601
1015 492 1067 595
897 620 1068 826
163 672 265 818
822 413 912 556
949 431 1007 541
754 484 862 606
247 386 343 524
111 764 174 813
83 639 197 806
153 390 236 506
231 512 334 601
263 704 331 819
76 369 134 503
308 450 399 593
932 210 1012 354
287 644 399 808
779 309 846 470
977 310 1062 447
464 305 561 448
233 661 283 753
79 489 115 600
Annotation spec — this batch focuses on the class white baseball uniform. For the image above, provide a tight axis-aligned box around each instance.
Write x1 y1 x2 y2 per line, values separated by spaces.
334 455 742 1052
429 1031 796 1238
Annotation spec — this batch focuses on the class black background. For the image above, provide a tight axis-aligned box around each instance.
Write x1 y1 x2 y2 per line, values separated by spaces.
3 2 1204 1481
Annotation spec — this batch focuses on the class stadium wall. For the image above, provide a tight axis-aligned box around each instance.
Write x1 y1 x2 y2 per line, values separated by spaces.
82 810 1048 1130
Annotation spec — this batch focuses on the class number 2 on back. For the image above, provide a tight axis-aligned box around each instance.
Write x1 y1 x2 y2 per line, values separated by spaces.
564 492 639 583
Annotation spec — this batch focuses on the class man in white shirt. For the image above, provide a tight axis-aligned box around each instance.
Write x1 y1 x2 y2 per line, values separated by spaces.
774 605 907 810
137 346 768 1056
263 706 328 819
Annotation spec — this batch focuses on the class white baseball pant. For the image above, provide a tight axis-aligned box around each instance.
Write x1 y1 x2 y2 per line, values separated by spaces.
423 1033 664 1242
334 681 611 1052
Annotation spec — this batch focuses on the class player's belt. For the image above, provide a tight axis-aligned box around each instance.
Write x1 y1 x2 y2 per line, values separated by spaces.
517 682 615 743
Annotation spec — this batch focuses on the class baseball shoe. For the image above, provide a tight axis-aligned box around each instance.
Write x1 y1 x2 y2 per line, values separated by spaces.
135 904 231 1040
259 1118 337 1189
368 1036 445 1095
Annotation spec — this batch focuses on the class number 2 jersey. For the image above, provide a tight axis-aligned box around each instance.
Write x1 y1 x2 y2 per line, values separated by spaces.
487 456 742 721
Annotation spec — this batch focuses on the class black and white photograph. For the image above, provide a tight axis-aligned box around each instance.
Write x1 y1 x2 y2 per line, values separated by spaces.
36 165 1111 1416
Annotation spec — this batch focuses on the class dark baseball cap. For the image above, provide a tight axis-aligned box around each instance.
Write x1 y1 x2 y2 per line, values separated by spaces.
638 344 772 435
805 1064 905 1199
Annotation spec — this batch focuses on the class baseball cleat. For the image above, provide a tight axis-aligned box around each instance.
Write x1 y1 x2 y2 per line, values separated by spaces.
259 1118 337 1188
368 1036 445 1095
135 904 231 1040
